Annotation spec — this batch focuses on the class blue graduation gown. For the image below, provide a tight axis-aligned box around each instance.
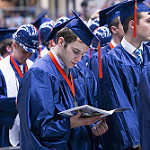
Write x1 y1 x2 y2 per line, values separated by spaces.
97 43 150 149
0 58 30 147
138 64 150 150
88 44 111 81
17 54 99 150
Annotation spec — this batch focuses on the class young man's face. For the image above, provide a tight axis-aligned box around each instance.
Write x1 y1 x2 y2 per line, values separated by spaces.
136 12 150 41
59 38 89 68
12 42 32 64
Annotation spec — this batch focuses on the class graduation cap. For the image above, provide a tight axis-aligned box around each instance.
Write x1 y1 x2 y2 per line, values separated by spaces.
39 20 54 44
119 0 150 37
32 10 51 29
54 16 70 27
0 29 17 43
13 24 40 53
99 3 121 26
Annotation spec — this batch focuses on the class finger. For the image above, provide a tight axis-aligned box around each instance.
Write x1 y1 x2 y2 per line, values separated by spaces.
82 116 102 126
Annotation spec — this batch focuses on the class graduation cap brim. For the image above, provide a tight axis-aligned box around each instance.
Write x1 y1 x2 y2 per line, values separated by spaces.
32 10 48 29
0 29 17 43
99 3 120 26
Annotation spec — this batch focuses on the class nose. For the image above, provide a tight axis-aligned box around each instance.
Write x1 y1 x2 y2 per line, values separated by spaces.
75 54 82 62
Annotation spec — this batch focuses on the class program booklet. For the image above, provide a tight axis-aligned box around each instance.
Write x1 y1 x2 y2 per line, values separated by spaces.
58 105 131 117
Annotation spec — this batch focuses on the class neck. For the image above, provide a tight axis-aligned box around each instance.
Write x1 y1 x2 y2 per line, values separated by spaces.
112 35 122 45
124 34 142 49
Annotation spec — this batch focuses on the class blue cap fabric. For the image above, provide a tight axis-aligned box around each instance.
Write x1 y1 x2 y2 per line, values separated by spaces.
39 20 54 43
88 18 100 32
13 24 39 53
32 10 51 29
99 3 120 26
92 26 112 48
106 7 120 27
0 29 17 43
54 16 70 27
46 16 76 43
120 0 150 25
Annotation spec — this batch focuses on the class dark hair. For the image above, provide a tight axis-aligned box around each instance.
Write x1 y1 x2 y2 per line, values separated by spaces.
123 12 142 34
0 39 12 56
109 17 120 34
56 27 79 48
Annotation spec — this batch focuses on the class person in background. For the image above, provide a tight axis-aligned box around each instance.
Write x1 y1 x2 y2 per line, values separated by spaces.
97 0 150 149
17 10 108 150
0 29 17 60
88 2 124 81
0 24 39 147
30 10 53 62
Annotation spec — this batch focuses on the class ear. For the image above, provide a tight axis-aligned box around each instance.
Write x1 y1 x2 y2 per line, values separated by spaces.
6 45 12 53
57 37 65 49
129 20 134 30
110 26 117 34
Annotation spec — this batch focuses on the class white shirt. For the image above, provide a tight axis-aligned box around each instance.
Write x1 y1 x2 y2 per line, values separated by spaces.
121 37 143 62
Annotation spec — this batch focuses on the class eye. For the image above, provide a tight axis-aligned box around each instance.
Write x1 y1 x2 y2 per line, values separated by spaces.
73 49 80 54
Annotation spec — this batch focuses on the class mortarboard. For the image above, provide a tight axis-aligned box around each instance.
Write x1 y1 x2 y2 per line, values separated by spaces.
120 0 150 25
32 10 51 29
105 1 128 27
99 3 120 26
119 0 150 37
66 10 100 47
49 10 100 47
0 29 17 43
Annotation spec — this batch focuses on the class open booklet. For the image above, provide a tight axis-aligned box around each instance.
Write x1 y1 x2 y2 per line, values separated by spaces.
58 105 131 117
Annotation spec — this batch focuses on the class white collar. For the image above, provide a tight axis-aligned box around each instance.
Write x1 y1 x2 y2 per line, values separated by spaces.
110 39 117 47
121 37 143 57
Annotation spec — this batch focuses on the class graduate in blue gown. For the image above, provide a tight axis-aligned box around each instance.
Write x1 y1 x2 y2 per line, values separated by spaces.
17 10 108 150
88 2 124 81
97 0 150 149
138 64 150 150
0 24 39 147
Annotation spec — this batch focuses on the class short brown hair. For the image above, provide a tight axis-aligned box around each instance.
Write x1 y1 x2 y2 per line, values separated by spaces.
56 27 80 48
123 12 142 34
0 39 12 56
109 17 120 34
